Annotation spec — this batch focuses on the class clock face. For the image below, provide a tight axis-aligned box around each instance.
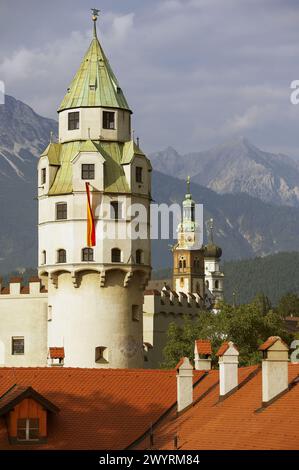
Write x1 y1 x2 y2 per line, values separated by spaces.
187 235 193 242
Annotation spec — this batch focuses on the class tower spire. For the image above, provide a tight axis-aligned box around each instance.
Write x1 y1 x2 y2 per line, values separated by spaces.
187 176 191 195
207 218 214 244
91 8 100 39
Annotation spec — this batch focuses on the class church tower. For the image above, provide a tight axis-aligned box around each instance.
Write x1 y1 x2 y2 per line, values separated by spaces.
204 219 224 305
172 178 205 296
37 11 152 368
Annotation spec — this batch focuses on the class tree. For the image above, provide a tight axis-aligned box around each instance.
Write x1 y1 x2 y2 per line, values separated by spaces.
162 298 294 369
277 293 299 318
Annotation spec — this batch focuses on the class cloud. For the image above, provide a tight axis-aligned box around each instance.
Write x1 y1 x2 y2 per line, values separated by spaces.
0 0 299 157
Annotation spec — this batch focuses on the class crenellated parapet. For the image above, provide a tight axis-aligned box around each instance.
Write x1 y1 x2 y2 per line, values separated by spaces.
0 277 48 297
144 287 204 316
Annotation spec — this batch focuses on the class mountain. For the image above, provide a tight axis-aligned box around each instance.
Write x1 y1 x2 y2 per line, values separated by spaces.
2 96 299 272
151 171 299 268
0 95 57 272
152 252 299 306
150 137 299 207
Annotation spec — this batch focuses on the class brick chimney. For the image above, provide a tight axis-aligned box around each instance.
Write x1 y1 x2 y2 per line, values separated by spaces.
194 340 212 370
216 341 239 397
176 357 193 413
259 336 289 404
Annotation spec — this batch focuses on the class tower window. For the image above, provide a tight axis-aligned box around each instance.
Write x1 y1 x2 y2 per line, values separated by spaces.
136 249 143 265
111 248 121 263
41 250 46 265
57 249 66 264
103 111 115 130
17 418 39 442
81 164 95 180
82 247 94 262
136 166 143 183
95 346 108 363
206 280 209 288
110 201 123 220
68 111 80 130
56 203 67 220
215 280 219 289
12 337 24 355
132 305 140 321
41 168 46 185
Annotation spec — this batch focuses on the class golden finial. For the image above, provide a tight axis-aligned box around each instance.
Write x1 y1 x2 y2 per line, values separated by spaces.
91 8 100 37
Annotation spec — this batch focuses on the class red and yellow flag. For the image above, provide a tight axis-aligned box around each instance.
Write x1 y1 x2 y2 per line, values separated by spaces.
86 182 96 247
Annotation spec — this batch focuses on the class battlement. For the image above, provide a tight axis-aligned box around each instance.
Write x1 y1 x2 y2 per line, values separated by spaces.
144 287 204 311
0 276 48 296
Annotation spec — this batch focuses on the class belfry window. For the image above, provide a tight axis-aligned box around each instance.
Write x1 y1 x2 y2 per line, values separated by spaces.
68 111 80 130
41 250 46 265
57 249 66 264
103 111 115 130
82 248 94 262
111 248 121 263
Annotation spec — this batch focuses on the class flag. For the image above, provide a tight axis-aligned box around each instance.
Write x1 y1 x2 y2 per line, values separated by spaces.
86 182 96 247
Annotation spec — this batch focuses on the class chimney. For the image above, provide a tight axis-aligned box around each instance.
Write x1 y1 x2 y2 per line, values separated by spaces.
216 341 239 397
194 340 212 370
259 336 289 404
176 357 193 413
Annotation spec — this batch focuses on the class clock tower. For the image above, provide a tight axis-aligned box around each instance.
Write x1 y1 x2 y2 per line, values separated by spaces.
172 178 205 296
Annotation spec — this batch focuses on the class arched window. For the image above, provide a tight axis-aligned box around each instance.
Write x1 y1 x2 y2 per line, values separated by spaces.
183 259 187 269
215 280 219 289
111 248 121 263
206 280 209 288
57 249 66 264
136 249 143 264
82 248 94 262
179 260 183 269
41 250 46 265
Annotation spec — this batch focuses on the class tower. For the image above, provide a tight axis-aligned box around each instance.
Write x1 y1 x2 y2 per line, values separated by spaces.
204 219 224 305
37 12 152 368
172 178 205 296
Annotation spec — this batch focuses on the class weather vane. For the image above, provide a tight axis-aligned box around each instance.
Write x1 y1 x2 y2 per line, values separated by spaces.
91 8 100 21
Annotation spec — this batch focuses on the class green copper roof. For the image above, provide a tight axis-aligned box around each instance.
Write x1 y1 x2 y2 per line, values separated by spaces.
40 143 61 165
122 140 152 169
58 27 131 112
48 140 131 195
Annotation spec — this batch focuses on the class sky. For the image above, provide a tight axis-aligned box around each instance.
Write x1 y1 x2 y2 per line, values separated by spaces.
1 0 299 156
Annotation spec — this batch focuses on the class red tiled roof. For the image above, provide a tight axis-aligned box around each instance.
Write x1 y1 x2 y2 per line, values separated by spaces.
0 367 204 450
29 276 41 283
49 348 65 359
216 342 229 356
131 364 299 450
195 340 212 356
0 385 59 415
9 277 22 283
258 336 288 351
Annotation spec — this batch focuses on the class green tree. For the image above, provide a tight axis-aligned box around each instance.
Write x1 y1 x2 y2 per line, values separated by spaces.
162 299 294 368
276 293 299 318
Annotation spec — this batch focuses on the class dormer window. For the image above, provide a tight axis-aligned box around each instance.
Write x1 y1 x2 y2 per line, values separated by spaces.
136 166 143 183
41 168 46 185
103 111 115 130
68 111 80 130
82 164 95 180
17 418 39 442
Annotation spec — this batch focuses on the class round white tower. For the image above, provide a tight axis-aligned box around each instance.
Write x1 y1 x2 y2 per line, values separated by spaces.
204 219 224 306
37 12 152 368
